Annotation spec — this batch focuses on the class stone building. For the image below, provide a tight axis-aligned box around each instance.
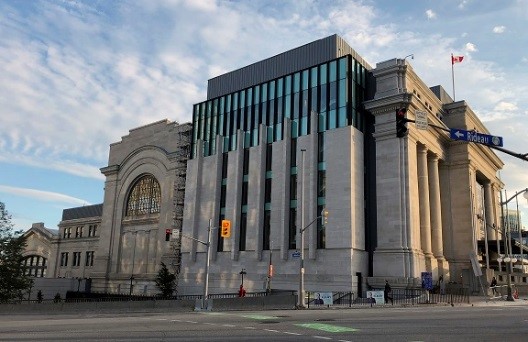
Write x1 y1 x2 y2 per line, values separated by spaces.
179 34 504 296
23 35 507 297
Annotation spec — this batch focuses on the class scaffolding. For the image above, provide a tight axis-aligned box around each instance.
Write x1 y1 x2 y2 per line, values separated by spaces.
169 122 192 295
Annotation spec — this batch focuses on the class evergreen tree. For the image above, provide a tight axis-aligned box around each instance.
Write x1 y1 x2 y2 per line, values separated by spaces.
155 262 176 297
0 201 33 303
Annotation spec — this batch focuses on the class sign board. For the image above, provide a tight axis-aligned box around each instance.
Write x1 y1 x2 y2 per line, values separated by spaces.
292 251 301 258
415 110 428 130
366 290 385 304
450 128 503 147
312 292 333 305
421 271 433 290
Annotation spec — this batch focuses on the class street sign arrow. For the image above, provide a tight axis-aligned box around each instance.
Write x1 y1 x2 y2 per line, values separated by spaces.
449 128 503 147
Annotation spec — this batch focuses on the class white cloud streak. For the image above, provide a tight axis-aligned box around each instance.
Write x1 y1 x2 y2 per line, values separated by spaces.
0 185 89 206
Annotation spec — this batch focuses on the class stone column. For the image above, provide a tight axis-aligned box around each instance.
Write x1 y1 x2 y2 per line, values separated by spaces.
484 181 496 240
417 144 434 271
428 154 446 276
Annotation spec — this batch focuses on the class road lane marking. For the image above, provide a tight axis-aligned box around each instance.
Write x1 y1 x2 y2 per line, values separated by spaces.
264 329 280 333
296 323 358 333
313 336 332 340
284 331 302 335
240 314 278 320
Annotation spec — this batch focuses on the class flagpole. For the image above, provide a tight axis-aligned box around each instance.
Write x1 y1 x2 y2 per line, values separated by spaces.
451 53 456 101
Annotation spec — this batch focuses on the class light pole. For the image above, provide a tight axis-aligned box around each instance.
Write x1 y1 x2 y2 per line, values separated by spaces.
203 219 212 310
298 149 306 308
499 188 528 301
239 268 247 287
129 231 138 296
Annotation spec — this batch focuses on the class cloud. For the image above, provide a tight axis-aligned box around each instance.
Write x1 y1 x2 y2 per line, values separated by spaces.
493 26 506 33
426 9 436 19
465 42 477 52
494 102 518 112
458 0 469 9
0 185 89 206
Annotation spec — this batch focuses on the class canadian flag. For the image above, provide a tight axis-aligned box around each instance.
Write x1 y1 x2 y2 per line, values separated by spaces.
452 55 464 64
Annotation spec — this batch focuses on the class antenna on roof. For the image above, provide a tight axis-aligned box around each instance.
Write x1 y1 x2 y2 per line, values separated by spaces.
404 54 414 60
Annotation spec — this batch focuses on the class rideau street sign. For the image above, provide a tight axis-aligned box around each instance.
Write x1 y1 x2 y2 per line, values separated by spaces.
450 128 503 147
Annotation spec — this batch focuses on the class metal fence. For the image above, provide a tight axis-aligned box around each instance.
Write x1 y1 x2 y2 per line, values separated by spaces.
307 288 470 308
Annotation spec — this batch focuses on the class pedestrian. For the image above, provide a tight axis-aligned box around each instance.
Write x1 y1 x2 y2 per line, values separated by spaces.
314 293 324 305
490 277 497 295
384 280 393 305
238 284 246 297
439 275 445 295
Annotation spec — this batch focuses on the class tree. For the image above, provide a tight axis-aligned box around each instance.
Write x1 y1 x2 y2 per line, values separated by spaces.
0 201 33 303
155 262 176 297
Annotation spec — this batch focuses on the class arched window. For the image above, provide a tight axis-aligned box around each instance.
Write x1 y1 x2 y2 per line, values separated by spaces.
22 255 47 277
125 175 161 216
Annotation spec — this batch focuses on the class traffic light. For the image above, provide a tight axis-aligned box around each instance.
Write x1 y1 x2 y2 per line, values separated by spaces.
396 108 408 138
221 219 231 238
322 209 329 225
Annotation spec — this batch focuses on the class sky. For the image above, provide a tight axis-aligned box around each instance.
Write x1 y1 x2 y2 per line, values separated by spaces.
1 0 527 232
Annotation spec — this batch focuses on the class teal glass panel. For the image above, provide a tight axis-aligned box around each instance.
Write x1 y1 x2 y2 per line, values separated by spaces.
311 66 318 87
302 70 309 90
328 109 337 129
275 123 282 141
293 92 299 119
338 107 347 127
300 116 308 135
252 129 258 146
241 205 248 213
270 80 276 99
320 84 327 113
329 60 337 82
291 120 298 138
339 57 347 80
285 75 291 95
267 126 273 143
293 72 300 93
247 88 252 106
338 79 347 107
240 90 245 108
317 197 326 206
230 134 237 150
254 85 260 104
284 94 291 118
320 64 327 84
290 200 297 207
243 175 249 182
233 92 238 110
261 83 267 102
244 131 250 147
318 162 326 170
264 203 272 211
310 87 318 114
226 93 231 111
265 170 273 178
318 112 326 132
329 81 337 111
291 166 297 175
223 136 229 152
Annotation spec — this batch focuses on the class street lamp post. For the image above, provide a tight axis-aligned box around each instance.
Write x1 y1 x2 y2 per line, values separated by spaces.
239 268 247 287
500 188 528 301
298 149 306 308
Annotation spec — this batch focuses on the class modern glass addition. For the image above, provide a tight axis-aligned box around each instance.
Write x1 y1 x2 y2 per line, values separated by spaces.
191 56 367 158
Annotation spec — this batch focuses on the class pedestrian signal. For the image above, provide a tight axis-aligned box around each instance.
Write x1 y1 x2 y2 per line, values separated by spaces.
221 219 231 238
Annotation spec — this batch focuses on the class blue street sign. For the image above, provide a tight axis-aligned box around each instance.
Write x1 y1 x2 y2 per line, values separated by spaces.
292 251 301 258
450 128 503 147
421 272 433 290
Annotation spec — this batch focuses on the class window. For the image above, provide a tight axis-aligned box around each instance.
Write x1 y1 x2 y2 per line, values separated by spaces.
85 251 95 267
22 255 47 277
63 227 71 239
88 224 97 237
75 226 83 238
73 252 81 267
126 175 161 216
60 252 69 267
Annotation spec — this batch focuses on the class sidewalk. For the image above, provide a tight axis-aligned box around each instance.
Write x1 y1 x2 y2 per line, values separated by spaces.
469 295 528 307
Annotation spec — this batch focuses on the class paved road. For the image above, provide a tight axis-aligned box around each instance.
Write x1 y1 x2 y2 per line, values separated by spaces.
1 304 527 341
